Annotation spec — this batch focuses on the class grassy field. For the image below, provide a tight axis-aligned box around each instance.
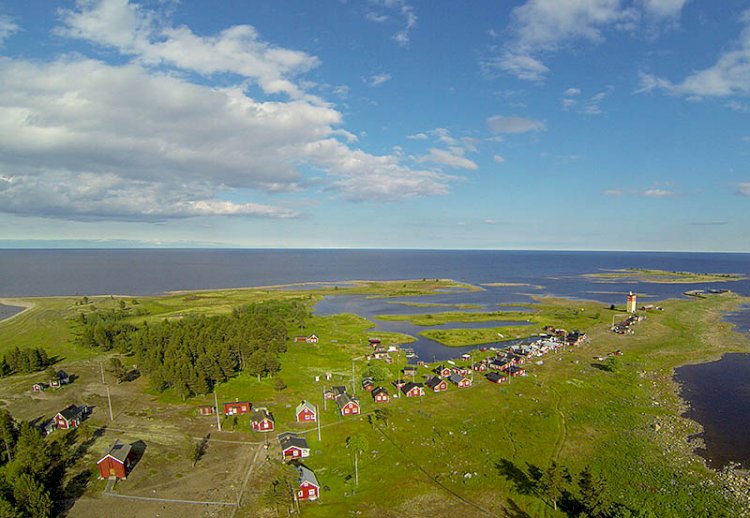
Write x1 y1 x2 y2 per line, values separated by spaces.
0 281 748 516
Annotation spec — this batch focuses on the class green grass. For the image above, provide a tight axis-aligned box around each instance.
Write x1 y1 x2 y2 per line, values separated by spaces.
1 282 749 516
583 268 746 284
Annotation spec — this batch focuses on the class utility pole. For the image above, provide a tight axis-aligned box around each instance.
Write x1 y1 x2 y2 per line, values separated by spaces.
99 362 105 384
322 386 327 411
214 390 222 431
106 385 113 421
317 405 321 442
351 359 355 394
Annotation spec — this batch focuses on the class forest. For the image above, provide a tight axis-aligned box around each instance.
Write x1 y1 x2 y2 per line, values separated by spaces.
76 300 308 398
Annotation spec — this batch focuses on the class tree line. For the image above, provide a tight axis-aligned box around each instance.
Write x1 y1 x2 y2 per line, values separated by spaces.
0 347 52 377
76 300 307 398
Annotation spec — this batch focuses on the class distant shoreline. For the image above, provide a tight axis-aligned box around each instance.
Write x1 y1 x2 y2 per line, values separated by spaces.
0 299 35 324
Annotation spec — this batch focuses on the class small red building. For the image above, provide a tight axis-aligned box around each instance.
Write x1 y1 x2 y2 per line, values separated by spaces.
279 433 310 461
425 376 448 392
401 382 424 397
335 394 360 416
54 404 86 429
472 362 487 372
97 441 134 480
486 372 506 384
250 408 275 432
434 366 452 378
372 386 390 403
223 401 251 415
295 400 317 423
448 373 472 388
298 466 320 501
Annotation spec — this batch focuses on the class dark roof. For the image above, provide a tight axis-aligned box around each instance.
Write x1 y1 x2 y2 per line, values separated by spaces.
331 386 347 396
448 373 465 384
401 382 423 394
335 393 359 409
279 433 309 450
58 404 83 421
56 370 69 379
425 376 443 389
372 386 389 397
250 407 273 422
486 372 504 382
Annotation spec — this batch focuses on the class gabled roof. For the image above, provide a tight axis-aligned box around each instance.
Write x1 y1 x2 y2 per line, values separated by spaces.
448 373 465 384
58 404 83 421
279 433 309 450
331 386 347 396
401 382 423 394
425 376 444 389
296 400 316 415
56 370 69 379
486 372 504 382
250 407 273 422
335 393 359 409
372 386 389 397
298 466 319 488
97 440 132 464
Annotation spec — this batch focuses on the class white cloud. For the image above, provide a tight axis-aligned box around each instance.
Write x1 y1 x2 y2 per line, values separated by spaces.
564 87 581 96
418 148 478 170
493 154 506 163
0 15 19 45
57 0 320 98
366 73 392 87
642 188 675 197
0 57 456 220
487 0 637 81
487 115 545 133
737 182 750 196
407 132 428 140
582 91 609 115
487 0 688 81
368 0 417 47
639 0 689 20
366 12 389 23
639 9 750 98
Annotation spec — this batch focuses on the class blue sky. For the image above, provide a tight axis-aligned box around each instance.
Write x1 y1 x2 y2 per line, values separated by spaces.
0 0 748 251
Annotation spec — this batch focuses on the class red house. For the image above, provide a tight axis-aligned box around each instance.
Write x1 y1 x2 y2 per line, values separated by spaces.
372 386 390 403
425 376 448 393
472 362 487 372
401 382 424 397
295 400 317 423
486 372 506 384
448 373 472 388
335 394 360 416
434 365 452 378
54 404 86 429
223 401 251 415
250 408 275 432
298 466 320 501
97 441 134 480
279 433 310 461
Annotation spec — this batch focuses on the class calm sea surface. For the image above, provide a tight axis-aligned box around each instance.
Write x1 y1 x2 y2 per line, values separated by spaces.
1 249 750 466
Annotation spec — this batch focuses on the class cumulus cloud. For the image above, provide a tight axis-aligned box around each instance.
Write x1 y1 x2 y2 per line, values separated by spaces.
642 188 675 197
485 0 688 81
639 9 750 98
564 87 581 96
737 182 750 196
0 1 464 222
493 154 506 163
487 115 545 133
602 187 676 197
56 0 319 98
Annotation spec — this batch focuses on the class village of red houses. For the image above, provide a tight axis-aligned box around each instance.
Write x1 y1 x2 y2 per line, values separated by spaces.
25 318 637 506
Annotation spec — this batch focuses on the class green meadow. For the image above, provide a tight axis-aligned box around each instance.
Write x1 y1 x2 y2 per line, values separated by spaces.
0 280 748 516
